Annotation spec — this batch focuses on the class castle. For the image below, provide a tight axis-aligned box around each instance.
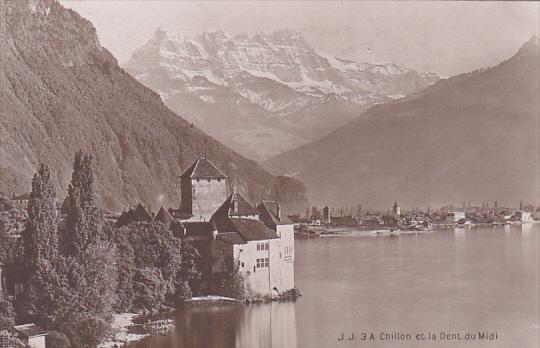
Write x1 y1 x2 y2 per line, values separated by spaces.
177 158 295 297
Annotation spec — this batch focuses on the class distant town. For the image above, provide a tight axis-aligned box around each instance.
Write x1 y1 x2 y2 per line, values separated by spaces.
292 200 539 236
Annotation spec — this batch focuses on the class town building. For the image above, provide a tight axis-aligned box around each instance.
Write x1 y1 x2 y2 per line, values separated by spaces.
11 193 30 208
177 158 295 296
445 211 466 224
322 206 331 223
13 324 48 348
515 211 533 223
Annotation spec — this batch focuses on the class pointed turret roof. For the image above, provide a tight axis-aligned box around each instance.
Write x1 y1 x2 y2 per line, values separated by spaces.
155 206 174 225
132 203 153 222
181 158 226 179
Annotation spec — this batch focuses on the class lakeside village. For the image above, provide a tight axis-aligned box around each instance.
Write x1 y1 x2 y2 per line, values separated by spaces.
295 199 539 237
0 156 296 348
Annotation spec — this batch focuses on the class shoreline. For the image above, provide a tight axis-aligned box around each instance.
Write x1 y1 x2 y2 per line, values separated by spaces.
98 289 302 347
296 221 539 238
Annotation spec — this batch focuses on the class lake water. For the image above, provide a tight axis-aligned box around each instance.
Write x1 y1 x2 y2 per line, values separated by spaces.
130 224 540 348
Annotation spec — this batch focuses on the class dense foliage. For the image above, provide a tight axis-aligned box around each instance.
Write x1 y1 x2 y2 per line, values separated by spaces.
7 151 204 347
0 300 15 331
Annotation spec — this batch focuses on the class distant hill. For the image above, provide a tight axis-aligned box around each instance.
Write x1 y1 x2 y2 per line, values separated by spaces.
0 0 308 214
124 28 439 161
263 37 540 209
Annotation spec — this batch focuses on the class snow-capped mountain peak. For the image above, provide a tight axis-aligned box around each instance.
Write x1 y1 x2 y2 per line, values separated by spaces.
124 29 440 161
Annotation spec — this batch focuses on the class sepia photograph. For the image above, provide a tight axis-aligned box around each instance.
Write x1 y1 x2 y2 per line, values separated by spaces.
0 1 539 347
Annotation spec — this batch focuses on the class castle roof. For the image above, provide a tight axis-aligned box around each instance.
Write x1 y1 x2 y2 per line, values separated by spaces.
214 192 259 217
155 206 174 225
132 203 153 222
216 232 245 244
212 217 279 242
14 323 48 338
183 221 211 237
13 193 30 201
181 158 226 179
257 201 292 226
116 204 152 227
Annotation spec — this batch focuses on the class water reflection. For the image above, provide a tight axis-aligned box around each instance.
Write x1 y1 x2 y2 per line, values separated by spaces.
237 302 297 348
521 223 533 236
132 301 297 348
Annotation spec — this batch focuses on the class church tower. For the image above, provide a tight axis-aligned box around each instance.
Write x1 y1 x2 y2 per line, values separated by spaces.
180 158 227 222
392 200 401 217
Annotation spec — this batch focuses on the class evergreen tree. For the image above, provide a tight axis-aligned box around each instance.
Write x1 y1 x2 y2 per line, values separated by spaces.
58 151 117 339
22 164 58 269
17 154 116 346
18 164 63 326
61 151 104 255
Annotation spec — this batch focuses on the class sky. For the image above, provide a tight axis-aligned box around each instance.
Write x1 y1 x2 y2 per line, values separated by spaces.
61 1 540 77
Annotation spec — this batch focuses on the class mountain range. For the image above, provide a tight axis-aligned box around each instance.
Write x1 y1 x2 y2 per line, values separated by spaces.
125 28 439 161
0 0 308 214
263 36 540 209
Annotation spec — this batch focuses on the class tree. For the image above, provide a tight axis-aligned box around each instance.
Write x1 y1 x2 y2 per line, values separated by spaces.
112 230 136 312
121 222 182 296
177 240 202 296
22 164 58 268
19 164 61 326
212 261 253 300
61 151 104 255
16 153 117 346
55 152 116 343
46 331 70 348
62 314 109 348
132 267 168 314
0 299 15 331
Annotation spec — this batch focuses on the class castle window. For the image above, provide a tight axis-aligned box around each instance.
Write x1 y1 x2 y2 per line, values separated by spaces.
257 242 269 251
207 178 211 182
241 262 244 268
256 258 269 268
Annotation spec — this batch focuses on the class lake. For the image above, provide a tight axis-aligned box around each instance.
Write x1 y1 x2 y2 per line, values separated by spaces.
130 224 540 348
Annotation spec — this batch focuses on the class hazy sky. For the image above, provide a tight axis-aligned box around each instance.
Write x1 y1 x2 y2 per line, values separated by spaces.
61 1 539 77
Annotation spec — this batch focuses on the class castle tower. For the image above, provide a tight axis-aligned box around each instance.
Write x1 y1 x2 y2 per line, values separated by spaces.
392 200 401 217
180 158 227 222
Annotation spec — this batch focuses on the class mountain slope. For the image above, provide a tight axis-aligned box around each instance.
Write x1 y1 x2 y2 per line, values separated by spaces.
125 29 439 160
0 0 307 214
263 37 540 209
